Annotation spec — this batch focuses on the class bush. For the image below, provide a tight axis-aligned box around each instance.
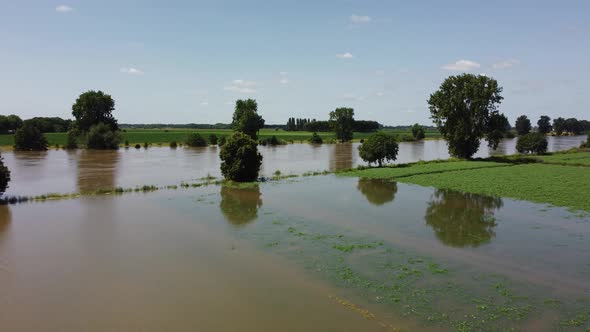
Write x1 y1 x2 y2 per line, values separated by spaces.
209 134 218 145
186 133 207 147
134 144 141 149
219 132 263 182
259 135 282 146
85 122 121 149
358 132 399 167
66 129 78 149
14 122 48 151
309 132 323 144
516 132 548 154
124 140 129 147
581 134 590 148
411 123 425 140
0 153 10 195
170 141 178 148
218 136 227 146
143 142 148 149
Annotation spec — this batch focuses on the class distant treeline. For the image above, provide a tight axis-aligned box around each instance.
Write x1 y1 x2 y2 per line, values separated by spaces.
0 115 72 134
285 118 381 132
552 117 590 135
120 123 232 129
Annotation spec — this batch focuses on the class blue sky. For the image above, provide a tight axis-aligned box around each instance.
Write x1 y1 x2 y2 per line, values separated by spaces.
1 1 588 125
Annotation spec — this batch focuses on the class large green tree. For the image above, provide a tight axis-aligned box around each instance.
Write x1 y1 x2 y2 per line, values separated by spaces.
219 132 263 182
553 117 566 135
428 74 507 159
231 99 265 140
358 132 399 167
329 107 355 142
72 90 118 132
537 115 552 135
0 115 23 134
14 122 48 151
411 123 426 140
515 115 531 136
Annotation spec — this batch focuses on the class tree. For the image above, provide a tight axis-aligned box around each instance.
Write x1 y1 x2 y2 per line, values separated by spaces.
0 153 10 195
411 123 425 140
553 117 566 135
85 122 121 149
186 133 208 147
65 129 78 149
581 133 590 148
358 132 399 167
72 90 118 132
516 132 548 154
428 74 506 159
537 115 552 135
14 122 48 151
514 115 531 136
231 99 265 140
329 107 355 142
0 114 23 134
219 132 262 182
309 132 323 144
209 134 218 145
564 118 583 135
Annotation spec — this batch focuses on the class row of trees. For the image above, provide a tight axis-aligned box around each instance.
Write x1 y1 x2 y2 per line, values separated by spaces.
515 115 589 136
285 117 380 133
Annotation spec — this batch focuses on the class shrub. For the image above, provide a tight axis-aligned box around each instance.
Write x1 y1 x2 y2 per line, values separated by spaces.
309 132 323 144
14 122 48 151
66 129 78 149
260 135 282 146
134 144 141 149
86 123 121 149
186 133 207 147
411 123 425 140
218 136 227 146
581 133 590 148
209 134 218 145
358 132 399 167
170 141 178 148
124 140 129 147
0 153 10 195
143 142 148 149
219 132 262 182
516 132 548 154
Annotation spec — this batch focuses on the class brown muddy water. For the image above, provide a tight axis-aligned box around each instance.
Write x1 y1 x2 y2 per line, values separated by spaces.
1 135 585 196
1 176 589 331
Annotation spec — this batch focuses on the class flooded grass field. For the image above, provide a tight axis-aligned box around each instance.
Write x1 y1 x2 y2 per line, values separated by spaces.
1 176 589 331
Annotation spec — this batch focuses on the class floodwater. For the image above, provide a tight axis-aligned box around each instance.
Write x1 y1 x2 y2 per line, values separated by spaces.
1 177 589 331
1 135 585 196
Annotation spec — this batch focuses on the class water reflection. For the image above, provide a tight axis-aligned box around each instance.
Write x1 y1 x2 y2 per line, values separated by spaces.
329 143 354 171
356 179 397 206
0 205 11 251
425 189 503 248
219 185 263 226
77 150 120 193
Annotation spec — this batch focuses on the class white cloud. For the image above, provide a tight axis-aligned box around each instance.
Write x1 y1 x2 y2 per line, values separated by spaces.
200 101 209 106
120 67 144 75
336 52 354 59
350 14 371 24
375 91 385 97
55 5 73 13
491 58 520 69
224 80 257 93
441 59 481 71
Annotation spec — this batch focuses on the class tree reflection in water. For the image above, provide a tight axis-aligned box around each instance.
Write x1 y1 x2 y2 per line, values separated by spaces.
77 150 120 193
219 185 263 226
425 189 503 248
356 179 397 206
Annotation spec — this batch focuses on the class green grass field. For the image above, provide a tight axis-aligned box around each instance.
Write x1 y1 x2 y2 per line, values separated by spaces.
342 153 590 212
0 128 441 147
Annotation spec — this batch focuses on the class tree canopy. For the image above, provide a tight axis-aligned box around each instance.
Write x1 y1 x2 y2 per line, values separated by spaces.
516 132 548 154
72 90 118 132
411 123 425 140
428 74 507 159
329 107 355 142
515 115 532 136
537 115 552 135
14 122 48 151
358 132 399 167
85 123 121 149
231 99 265 140
0 115 23 134
219 132 263 182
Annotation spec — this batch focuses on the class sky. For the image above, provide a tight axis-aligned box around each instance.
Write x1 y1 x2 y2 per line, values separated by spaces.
0 0 588 126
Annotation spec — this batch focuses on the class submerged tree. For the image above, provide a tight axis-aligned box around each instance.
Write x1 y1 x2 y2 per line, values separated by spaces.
329 107 355 142
309 132 323 144
428 74 507 159
0 152 10 195
358 132 399 167
425 189 503 248
537 115 552 135
232 99 265 140
85 122 121 149
219 185 263 225
411 123 426 140
186 133 208 147
14 122 48 151
356 179 397 206
219 132 262 182
516 132 548 154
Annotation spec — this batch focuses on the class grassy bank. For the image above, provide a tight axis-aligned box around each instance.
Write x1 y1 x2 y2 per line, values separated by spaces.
0 128 441 147
341 151 590 212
